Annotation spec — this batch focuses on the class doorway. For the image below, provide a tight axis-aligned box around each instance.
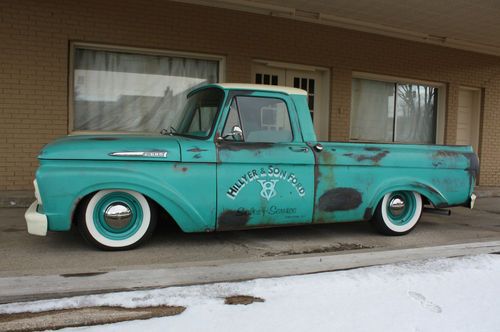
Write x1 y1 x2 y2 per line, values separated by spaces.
252 62 330 141
457 87 481 152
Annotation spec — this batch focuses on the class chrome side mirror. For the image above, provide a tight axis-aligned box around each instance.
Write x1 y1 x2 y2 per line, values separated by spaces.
231 125 243 140
223 125 243 141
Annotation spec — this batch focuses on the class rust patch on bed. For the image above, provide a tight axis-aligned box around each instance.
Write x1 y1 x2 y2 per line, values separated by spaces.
363 207 373 220
412 182 440 196
318 188 362 212
356 151 389 163
343 150 389 164
463 152 480 178
433 150 460 158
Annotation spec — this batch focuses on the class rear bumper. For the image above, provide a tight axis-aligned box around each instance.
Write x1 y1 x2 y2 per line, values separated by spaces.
25 201 48 236
470 193 477 209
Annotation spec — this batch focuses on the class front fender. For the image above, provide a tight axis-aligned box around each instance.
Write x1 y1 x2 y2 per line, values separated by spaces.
37 160 216 232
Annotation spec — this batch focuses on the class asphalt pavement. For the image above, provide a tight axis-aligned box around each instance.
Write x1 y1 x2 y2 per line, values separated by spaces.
1 198 500 278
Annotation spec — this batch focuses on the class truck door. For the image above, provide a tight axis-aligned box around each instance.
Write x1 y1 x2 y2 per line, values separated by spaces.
215 91 315 230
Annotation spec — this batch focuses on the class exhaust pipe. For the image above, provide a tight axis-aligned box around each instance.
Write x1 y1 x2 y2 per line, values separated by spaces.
423 207 451 216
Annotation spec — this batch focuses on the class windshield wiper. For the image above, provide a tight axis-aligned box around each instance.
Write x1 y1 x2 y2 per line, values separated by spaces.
160 126 179 136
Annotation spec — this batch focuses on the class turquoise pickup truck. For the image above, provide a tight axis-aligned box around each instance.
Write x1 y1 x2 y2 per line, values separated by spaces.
25 83 478 250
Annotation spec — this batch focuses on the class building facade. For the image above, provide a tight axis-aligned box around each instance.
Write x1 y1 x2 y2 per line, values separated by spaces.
1 0 500 192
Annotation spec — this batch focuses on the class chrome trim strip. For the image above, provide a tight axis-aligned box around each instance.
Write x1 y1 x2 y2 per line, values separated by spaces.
109 151 168 158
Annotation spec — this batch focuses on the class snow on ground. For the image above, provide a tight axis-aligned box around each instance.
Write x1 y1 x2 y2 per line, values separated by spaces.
2 254 500 332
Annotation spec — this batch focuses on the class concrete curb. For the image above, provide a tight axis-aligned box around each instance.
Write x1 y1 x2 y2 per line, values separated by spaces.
1 240 500 304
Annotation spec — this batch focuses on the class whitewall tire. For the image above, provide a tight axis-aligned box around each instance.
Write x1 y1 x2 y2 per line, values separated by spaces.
78 190 157 250
372 191 422 236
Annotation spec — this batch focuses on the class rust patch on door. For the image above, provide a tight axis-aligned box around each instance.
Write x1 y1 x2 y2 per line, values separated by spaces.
217 209 251 230
318 188 362 212
218 142 275 151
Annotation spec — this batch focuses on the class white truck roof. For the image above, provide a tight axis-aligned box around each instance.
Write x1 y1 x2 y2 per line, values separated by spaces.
214 83 307 96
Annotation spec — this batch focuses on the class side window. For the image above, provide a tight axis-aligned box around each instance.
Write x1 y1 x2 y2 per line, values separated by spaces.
188 105 218 134
223 96 293 143
222 98 243 141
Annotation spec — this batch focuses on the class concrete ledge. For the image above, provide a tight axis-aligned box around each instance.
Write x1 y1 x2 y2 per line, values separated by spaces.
475 186 500 198
0 191 33 208
1 240 499 304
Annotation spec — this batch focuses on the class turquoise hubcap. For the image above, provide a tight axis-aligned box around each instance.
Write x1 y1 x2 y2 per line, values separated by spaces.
93 192 143 240
386 191 416 226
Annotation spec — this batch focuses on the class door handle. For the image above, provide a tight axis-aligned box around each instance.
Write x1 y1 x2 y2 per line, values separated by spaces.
288 147 309 153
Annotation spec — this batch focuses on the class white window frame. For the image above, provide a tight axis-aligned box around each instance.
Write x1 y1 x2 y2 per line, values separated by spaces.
251 59 331 141
351 72 446 144
68 42 226 134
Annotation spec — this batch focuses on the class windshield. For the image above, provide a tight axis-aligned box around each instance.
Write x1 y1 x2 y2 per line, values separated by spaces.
172 88 224 138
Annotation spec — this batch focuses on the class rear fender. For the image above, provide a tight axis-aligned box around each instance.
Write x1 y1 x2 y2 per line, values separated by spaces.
368 179 447 212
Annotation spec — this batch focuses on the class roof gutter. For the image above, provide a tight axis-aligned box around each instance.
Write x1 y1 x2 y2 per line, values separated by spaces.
173 0 500 57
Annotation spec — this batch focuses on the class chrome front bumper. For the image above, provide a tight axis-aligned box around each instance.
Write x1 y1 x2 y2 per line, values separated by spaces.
25 200 48 236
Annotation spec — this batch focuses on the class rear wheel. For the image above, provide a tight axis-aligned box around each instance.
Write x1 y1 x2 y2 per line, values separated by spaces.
372 191 422 236
78 190 157 250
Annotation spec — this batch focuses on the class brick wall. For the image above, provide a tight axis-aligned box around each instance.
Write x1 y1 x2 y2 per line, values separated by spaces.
1 0 499 189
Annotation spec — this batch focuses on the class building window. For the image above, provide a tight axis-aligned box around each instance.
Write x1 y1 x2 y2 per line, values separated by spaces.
351 78 439 144
72 46 220 132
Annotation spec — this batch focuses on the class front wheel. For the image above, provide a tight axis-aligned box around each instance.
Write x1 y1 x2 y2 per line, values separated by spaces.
78 190 157 250
372 191 422 236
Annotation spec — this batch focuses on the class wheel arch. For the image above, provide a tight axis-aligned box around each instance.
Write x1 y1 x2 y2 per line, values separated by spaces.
70 182 212 233
367 179 447 212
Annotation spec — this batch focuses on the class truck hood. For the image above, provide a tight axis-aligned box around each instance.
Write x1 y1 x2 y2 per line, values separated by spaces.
39 134 182 162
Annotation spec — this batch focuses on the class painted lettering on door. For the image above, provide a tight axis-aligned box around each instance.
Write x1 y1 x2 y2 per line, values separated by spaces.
226 166 306 200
